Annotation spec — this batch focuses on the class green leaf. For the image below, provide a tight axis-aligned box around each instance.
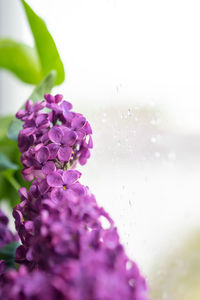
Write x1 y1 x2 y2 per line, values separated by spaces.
29 70 57 102
0 151 20 192
7 70 57 141
2 170 21 191
0 137 21 206
0 138 29 207
0 175 20 207
0 39 42 84
0 152 19 172
21 0 65 85
0 115 13 141
0 242 20 269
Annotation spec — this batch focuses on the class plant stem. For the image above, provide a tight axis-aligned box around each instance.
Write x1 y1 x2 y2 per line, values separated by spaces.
3 173 20 191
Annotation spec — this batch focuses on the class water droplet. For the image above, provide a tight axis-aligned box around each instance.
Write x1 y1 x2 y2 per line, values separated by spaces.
127 108 132 117
151 136 157 143
115 83 122 94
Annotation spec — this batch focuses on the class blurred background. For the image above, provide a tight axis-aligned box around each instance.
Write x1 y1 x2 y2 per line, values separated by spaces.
1 0 200 299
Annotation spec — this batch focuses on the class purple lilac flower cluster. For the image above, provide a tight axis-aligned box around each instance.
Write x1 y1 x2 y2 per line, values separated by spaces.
16 94 92 181
0 95 148 300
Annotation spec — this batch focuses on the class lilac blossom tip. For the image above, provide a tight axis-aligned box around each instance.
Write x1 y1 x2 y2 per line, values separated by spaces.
17 94 93 182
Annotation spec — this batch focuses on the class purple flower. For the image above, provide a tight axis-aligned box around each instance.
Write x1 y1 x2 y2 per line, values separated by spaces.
48 127 77 162
47 170 84 202
21 113 50 137
16 100 45 122
35 147 56 175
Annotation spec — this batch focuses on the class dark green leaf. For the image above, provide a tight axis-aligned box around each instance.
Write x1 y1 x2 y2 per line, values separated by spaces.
7 70 57 141
0 152 19 172
21 0 65 85
0 39 42 84
0 242 20 269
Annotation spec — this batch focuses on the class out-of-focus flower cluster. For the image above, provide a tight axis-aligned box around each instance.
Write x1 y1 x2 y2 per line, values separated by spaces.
0 95 148 300
9 181 147 300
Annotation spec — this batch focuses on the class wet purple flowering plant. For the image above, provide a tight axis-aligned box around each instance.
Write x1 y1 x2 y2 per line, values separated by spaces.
0 1 149 298
0 94 148 299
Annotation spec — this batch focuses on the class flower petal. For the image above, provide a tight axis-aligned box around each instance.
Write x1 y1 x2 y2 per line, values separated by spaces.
63 111 74 123
35 114 48 127
42 161 56 175
44 94 55 103
18 187 28 201
29 183 40 199
55 94 63 103
16 109 26 119
63 170 81 186
79 148 90 165
70 182 85 195
62 130 77 146
57 146 72 162
51 188 66 202
21 127 35 136
48 126 63 143
38 179 49 194
25 99 33 111
47 143 59 160
88 136 93 149
36 147 49 164
47 172 63 187
71 115 86 130
61 100 73 112
22 167 34 181
83 121 93 134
